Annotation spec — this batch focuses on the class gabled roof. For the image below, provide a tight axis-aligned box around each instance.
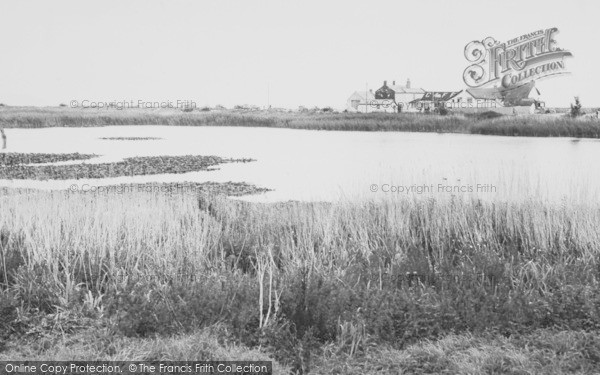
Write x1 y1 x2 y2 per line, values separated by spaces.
388 85 426 94
348 90 375 100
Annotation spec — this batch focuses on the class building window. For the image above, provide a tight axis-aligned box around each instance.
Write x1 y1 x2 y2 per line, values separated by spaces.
351 100 360 109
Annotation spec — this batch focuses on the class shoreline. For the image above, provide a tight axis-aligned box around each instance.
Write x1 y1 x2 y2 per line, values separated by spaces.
2 107 600 138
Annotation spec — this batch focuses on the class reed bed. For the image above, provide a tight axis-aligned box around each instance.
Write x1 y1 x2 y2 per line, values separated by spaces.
1 190 600 370
2 107 600 138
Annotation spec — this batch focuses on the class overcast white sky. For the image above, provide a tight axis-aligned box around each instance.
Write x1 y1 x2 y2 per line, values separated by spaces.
0 0 597 109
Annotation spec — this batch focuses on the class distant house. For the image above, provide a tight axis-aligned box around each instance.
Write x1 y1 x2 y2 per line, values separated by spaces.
374 79 426 112
470 81 541 106
410 91 463 112
346 89 375 113
411 81 543 114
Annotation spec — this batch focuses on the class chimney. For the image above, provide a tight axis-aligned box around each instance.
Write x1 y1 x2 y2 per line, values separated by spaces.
393 80 396 85
383 80 387 86
406 79 411 89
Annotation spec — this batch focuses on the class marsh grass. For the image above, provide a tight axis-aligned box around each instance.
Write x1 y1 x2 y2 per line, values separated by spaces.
2 107 600 138
1 190 600 370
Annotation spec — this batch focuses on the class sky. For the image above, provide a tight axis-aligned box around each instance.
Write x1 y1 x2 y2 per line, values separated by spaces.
0 0 598 109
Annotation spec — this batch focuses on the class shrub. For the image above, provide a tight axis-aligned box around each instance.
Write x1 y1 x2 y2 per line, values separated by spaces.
570 96 583 117
0 290 20 340
436 104 449 116
0 228 26 285
108 274 259 338
467 111 503 120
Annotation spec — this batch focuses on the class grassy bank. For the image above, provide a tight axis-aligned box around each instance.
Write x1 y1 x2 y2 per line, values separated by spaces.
2 191 600 372
2 107 600 138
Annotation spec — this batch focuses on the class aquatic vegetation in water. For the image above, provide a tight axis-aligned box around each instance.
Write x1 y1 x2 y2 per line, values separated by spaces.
0 152 97 167
0 154 254 180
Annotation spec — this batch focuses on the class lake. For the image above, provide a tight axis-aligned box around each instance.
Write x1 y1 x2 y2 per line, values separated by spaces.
1 126 599 203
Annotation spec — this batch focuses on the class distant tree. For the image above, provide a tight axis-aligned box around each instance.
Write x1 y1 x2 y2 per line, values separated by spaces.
570 96 583 117
59 103 67 107
321 107 333 112
199 106 211 112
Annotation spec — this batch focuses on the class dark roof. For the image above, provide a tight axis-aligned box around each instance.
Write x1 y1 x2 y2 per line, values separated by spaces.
420 91 463 101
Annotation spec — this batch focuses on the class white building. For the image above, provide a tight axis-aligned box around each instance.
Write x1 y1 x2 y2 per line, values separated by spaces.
411 81 543 115
346 89 375 113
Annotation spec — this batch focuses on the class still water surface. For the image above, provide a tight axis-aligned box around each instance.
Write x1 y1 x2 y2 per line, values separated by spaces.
1 126 598 202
